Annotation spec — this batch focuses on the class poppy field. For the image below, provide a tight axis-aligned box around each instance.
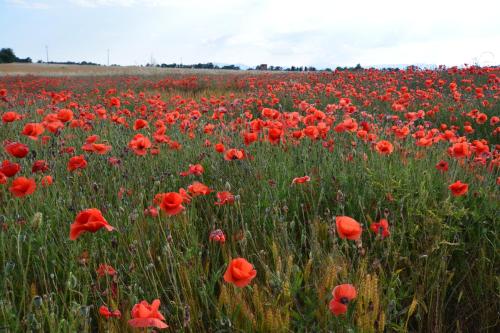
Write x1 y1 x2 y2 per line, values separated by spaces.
0 67 499 332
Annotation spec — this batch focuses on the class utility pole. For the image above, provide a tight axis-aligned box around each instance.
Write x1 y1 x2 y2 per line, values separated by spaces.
107 49 110 66
45 45 49 63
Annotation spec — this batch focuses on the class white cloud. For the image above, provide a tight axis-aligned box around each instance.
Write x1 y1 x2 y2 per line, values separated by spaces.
5 0 50 9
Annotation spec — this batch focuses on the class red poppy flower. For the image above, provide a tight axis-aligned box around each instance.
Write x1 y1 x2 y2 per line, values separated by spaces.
375 140 394 155
158 192 185 215
215 143 225 153
449 142 471 159
168 141 181 150
128 299 168 329
68 155 87 172
329 284 357 315
69 208 114 240
128 134 152 156
243 131 258 145
4 142 29 158
336 216 362 240
45 120 64 133
435 160 449 172
224 148 245 161
96 264 117 277
58 146 75 155
261 107 277 118
57 109 74 123
356 129 367 140
108 157 121 166
0 160 21 177
292 176 311 184
82 135 100 151
2 111 21 123
394 126 410 139
109 97 121 108
268 127 283 144
9 177 36 197
209 229 226 243
475 113 487 124
214 191 235 205
338 118 358 132
32 160 49 173
187 181 211 197
449 180 468 197
99 305 121 319
144 205 159 217
41 175 53 187
471 140 489 155
223 258 257 287
370 218 390 238
21 123 45 140
91 143 112 155
292 130 304 139
133 119 149 130
204 123 215 134
180 164 204 177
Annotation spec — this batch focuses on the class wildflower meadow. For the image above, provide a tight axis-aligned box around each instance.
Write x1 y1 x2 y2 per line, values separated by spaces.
0 67 499 332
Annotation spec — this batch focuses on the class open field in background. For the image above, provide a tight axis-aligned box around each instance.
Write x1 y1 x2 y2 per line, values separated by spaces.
0 67 499 332
0 63 253 77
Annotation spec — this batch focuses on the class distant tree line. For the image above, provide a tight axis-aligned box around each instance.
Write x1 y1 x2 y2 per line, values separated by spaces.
150 62 241 70
150 63 339 72
335 64 364 71
379 67 401 71
36 60 100 66
283 66 317 71
0 48 32 63
251 65 320 71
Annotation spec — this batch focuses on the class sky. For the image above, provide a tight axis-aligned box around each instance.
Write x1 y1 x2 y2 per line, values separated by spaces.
1 0 499 68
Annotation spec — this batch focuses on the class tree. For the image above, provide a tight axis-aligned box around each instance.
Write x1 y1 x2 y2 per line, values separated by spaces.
0 48 32 63
221 65 240 70
0 48 17 63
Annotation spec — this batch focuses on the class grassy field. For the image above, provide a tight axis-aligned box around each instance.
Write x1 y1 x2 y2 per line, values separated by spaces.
0 63 252 77
0 67 498 332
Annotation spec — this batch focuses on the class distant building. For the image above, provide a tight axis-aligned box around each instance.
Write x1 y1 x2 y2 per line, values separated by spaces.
256 64 267 70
